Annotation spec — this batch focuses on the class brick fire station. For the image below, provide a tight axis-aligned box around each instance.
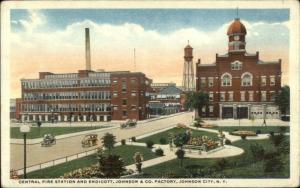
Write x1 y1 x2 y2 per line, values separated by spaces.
195 18 282 119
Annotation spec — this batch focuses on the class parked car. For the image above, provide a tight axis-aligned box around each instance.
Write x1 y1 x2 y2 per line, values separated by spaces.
41 134 56 147
81 134 98 148
281 115 290 121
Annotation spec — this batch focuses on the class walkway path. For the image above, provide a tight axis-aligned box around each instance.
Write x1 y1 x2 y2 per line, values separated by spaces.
204 118 289 127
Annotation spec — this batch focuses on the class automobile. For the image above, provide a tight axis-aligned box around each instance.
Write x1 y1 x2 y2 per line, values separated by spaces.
41 134 56 147
81 134 98 148
120 119 137 129
281 114 290 121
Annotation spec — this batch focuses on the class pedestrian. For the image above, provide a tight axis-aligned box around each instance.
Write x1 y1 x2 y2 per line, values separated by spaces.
262 119 267 126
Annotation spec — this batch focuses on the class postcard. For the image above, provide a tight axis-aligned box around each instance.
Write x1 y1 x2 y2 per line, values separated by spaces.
1 0 300 187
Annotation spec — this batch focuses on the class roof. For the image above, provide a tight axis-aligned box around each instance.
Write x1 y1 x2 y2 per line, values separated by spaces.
185 44 193 49
257 60 280 64
227 18 247 35
158 86 183 95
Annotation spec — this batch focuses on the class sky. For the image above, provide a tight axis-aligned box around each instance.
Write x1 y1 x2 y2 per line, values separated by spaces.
10 9 290 98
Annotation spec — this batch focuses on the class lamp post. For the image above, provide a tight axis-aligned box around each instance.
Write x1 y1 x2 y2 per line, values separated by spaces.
238 105 241 127
20 124 31 179
50 108 54 124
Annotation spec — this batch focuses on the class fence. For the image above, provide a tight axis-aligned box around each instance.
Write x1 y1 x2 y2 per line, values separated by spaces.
15 147 98 175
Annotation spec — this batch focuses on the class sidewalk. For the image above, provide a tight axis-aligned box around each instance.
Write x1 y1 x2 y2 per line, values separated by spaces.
205 118 289 127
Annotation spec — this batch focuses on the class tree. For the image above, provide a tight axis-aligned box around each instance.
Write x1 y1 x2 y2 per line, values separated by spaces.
101 133 116 154
275 86 290 115
184 92 209 117
173 132 190 149
98 154 125 178
175 149 185 167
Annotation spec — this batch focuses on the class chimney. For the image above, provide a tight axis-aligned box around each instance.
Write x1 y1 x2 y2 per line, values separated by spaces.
85 28 91 70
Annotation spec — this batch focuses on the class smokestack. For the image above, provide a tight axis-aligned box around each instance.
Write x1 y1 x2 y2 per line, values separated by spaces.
85 28 91 70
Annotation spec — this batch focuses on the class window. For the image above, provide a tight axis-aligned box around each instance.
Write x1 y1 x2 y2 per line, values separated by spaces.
249 91 254 101
200 77 206 88
231 61 242 70
270 91 275 101
261 76 266 86
202 106 206 113
122 80 127 92
113 92 118 97
270 76 275 86
131 79 136 84
131 92 137 97
228 92 233 101
209 106 214 113
241 72 253 86
113 79 118 84
221 73 232 86
209 92 214 101
122 110 128 117
261 91 267 101
122 99 127 105
220 92 225 101
240 91 245 101
208 77 214 87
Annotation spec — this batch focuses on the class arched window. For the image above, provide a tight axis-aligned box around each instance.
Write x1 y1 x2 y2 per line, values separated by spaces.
221 73 232 86
231 61 243 70
241 72 253 86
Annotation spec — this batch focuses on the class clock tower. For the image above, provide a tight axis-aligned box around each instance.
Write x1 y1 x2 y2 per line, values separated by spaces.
227 18 247 53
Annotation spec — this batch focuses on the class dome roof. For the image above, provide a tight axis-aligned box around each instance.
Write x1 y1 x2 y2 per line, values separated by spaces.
184 44 193 49
227 18 247 35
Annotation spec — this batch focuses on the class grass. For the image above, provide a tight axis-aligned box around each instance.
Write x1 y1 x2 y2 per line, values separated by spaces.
137 127 218 144
209 126 290 134
10 126 110 139
141 137 289 178
26 145 157 178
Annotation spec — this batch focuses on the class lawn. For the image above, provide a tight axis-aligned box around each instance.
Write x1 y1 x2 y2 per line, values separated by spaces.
140 137 289 178
10 126 110 139
209 126 289 134
26 145 157 178
137 127 218 145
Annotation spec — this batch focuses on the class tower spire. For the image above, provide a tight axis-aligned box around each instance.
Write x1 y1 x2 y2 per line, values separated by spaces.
236 7 239 19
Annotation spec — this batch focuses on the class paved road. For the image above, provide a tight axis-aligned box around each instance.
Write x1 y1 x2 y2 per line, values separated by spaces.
10 112 193 170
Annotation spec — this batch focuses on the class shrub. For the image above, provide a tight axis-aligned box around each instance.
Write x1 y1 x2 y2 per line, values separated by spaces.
159 138 167 144
131 137 136 142
146 140 154 148
155 148 164 156
215 158 228 171
256 130 262 134
269 131 274 136
121 139 126 145
264 152 284 172
279 126 287 133
270 133 285 147
250 143 265 160
241 135 246 140
225 139 232 145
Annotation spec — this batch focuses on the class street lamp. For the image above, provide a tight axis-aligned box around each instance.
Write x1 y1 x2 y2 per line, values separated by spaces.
20 124 31 179
237 105 241 127
50 108 54 124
